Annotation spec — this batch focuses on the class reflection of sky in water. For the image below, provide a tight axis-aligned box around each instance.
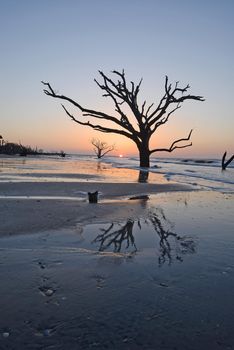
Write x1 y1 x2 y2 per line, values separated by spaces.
1 191 232 265
0 191 234 348
0 156 166 183
1 154 233 191
109 155 234 192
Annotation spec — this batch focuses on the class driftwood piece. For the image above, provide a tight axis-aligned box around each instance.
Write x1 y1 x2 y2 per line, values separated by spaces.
129 195 149 200
222 151 234 170
88 191 98 203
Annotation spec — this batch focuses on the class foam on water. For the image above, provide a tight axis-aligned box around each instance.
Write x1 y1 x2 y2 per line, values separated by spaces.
106 155 234 193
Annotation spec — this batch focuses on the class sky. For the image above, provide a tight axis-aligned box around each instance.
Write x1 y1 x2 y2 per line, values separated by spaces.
1 0 233 158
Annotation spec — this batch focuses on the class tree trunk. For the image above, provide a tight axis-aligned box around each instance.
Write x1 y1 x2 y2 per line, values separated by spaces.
138 142 150 168
138 170 149 183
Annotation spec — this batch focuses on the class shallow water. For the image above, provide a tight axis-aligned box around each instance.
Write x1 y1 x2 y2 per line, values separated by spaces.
1 153 234 192
0 155 166 184
0 191 234 349
107 155 234 193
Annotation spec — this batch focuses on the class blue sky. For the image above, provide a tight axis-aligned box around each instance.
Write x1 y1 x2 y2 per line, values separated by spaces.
1 0 233 157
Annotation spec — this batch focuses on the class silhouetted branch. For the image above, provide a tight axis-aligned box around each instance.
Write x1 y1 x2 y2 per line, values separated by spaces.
151 103 181 133
147 76 204 128
42 79 141 145
61 104 134 139
150 129 193 154
222 151 234 170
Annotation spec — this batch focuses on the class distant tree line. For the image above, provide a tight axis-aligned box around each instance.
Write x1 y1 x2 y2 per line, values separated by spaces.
0 138 65 157
0 141 40 156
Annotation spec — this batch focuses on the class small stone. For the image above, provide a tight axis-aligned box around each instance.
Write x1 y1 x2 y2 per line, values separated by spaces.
2 332 10 338
45 289 54 297
38 261 46 269
43 329 51 337
39 286 55 297
159 282 169 287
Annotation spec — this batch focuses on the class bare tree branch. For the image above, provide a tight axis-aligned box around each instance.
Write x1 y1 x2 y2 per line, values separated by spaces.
42 80 139 138
150 129 193 154
147 77 204 128
61 104 134 140
222 151 234 170
151 103 181 133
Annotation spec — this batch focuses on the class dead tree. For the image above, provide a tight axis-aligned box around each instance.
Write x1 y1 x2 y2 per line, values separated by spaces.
91 138 115 159
222 151 234 170
42 70 204 167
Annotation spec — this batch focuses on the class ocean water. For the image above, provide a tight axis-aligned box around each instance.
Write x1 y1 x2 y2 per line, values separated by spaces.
0 154 234 193
107 155 234 193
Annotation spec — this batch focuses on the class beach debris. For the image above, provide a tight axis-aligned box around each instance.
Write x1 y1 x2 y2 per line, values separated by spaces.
129 195 149 200
159 282 169 288
39 286 55 297
145 312 163 321
88 191 98 203
222 151 234 170
38 261 46 269
45 289 54 297
34 327 55 337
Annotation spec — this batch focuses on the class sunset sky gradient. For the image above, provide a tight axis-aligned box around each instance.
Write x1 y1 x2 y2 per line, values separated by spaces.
1 0 233 158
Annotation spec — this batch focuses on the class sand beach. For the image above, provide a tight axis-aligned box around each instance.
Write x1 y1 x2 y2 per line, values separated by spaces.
0 155 234 349
2 0 234 348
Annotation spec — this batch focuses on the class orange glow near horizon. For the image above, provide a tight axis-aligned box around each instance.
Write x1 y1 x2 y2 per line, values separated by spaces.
5 106 233 159
13 124 233 159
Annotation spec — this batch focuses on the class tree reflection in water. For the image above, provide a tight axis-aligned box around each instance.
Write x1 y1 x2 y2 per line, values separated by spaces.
147 209 196 266
92 220 137 254
92 208 196 265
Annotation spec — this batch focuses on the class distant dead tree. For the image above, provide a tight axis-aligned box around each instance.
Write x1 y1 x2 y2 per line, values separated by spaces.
221 151 234 170
91 138 115 159
42 70 204 167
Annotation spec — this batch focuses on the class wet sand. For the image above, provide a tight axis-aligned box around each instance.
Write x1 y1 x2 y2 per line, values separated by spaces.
0 181 192 236
1 184 234 349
